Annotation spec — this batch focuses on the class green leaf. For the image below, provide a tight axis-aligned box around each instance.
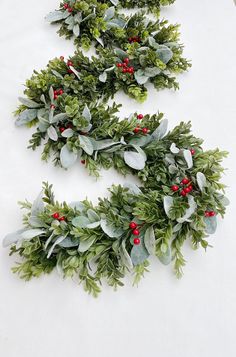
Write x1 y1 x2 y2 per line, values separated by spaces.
60 145 78 169
144 226 156 255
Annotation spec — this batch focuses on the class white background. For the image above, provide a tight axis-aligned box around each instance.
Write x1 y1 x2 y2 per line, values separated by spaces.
0 0 236 356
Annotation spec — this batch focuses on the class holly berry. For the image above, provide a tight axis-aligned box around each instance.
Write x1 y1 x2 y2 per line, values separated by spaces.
60 56 64 61
129 222 137 230
171 185 179 192
132 229 140 236
81 160 86 165
59 127 65 133
50 104 56 109
133 238 141 245
142 128 149 135
181 178 190 185
59 216 66 221
209 211 216 217
133 127 140 134
52 212 60 219
190 148 195 155
180 190 187 197
137 114 143 120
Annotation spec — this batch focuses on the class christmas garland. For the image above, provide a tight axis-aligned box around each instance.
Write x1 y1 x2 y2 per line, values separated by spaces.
3 0 229 296
4 118 228 295
46 0 176 48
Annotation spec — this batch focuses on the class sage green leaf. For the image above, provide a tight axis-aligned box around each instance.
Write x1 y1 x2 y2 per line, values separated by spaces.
124 151 146 170
18 97 42 108
163 196 173 218
152 119 168 140
144 67 161 77
47 236 66 258
100 219 124 238
2 229 26 247
183 149 193 169
158 246 172 265
73 24 80 37
156 45 173 64
134 69 149 85
60 145 78 169
16 109 37 126
45 11 69 22
177 195 197 223
131 244 149 266
58 237 79 248
170 143 180 154
204 216 217 234
61 128 74 138
78 236 96 253
144 226 156 255
82 104 91 121
120 240 133 270
104 7 115 21
21 229 45 240
196 172 207 192
79 135 94 155
47 125 58 141
72 216 90 228
99 71 107 83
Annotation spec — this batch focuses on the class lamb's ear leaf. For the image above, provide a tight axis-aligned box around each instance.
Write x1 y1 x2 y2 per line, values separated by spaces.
60 145 78 169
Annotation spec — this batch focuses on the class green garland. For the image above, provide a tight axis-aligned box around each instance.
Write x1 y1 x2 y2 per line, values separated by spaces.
3 0 229 296
4 119 228 295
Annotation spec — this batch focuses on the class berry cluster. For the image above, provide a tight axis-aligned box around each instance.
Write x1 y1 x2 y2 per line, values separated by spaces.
116 58 135 75
128 36 141 43
133 114 149 135
63 3 73 13
129 222 141 245
52 212 66 221
171 178 193 197
204 210 216 217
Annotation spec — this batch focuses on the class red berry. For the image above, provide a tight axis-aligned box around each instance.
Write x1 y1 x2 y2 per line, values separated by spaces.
58 89 64 95
133 127 140 134
132 229 140 236
181 178 190 185
52 213 60 219
81 160 86 165
50 104 56 109
137 114 144 120
129 222 137 230
180 190 187 197
142 128 149 135
209 211 216 217
60 56 64 61
171 185 179 192
204 211 210 217
59 127 65 133
184 187 191 194
123 57 129 64
117 63 123 68
133 238 141 245
190 149 195 155
59 216 66 221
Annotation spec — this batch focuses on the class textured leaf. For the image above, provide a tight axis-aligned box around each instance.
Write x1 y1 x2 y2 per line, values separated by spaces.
152 119 168 140
60 145 78 169
47 125 58 141
79 135 94 155
131 244 149 266
144 226 156 255
196 172 207 192
183 149 193 169
163 196 173 218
